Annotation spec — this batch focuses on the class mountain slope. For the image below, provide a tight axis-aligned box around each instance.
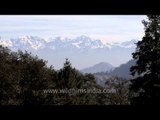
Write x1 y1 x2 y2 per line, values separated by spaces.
93 60 136 86
0 35 137 51
0 35 138 69
109 59 136 79
81 62 114 73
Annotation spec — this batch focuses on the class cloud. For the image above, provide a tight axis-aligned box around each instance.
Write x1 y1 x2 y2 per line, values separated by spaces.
0 15 146 41
90 32 144 44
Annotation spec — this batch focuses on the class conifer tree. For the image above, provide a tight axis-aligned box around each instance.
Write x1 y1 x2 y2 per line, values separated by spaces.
130 15 160 105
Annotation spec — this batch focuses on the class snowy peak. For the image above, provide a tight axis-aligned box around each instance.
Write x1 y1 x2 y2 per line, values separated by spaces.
112 39 138 48
45 35 107 50
0 35 138 50
0 35 137 70
72 37 105 49
0 39 12 47
8 35 46 50
75 35 91 42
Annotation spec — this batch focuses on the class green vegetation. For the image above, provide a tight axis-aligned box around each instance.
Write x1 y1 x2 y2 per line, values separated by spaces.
1 15 159 105
130 15 160 105
0 46 130 105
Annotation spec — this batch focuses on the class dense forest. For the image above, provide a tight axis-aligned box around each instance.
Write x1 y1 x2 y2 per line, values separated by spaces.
0 45 130 105
0 15 160 105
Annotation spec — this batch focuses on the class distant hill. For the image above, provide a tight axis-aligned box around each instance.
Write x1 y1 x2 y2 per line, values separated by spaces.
81 62 114 74
93 60 136 86
109 59 136 79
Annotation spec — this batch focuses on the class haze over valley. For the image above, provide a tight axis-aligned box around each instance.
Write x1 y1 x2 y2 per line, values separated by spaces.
0 35 138 70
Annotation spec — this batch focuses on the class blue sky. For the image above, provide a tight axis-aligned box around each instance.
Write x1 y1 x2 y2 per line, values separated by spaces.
0 15 146 43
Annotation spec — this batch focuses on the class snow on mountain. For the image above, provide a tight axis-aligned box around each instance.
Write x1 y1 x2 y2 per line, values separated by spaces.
0 35 138 70
41 35 110 51
3 35 47 50
0 35 138 51
112 39 138 48
17 35 46 50
72 41 81 48
0 39 12 47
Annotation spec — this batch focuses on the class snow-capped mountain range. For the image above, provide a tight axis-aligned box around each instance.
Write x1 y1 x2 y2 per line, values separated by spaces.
0 35 138 69
0 35 137 51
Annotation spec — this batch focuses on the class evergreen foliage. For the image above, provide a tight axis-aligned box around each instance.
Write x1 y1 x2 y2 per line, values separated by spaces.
130 15 160 105
0 46 130 105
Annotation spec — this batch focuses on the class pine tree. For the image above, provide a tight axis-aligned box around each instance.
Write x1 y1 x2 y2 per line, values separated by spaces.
55 58 99 105
0 46 22 105
57 58 83 88
1 46 126 105
130 15 160 105
0 46 57 105
105 76 130 105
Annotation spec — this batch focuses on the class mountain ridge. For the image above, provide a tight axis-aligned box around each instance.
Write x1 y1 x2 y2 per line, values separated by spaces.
0 35 138 69
0 35 138 50
81 62 115 74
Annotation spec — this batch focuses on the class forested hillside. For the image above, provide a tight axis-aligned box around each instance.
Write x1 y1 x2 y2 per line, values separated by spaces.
0 45 130 105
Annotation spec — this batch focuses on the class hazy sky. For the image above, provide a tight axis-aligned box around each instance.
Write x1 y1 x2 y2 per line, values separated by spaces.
0 15 146 43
